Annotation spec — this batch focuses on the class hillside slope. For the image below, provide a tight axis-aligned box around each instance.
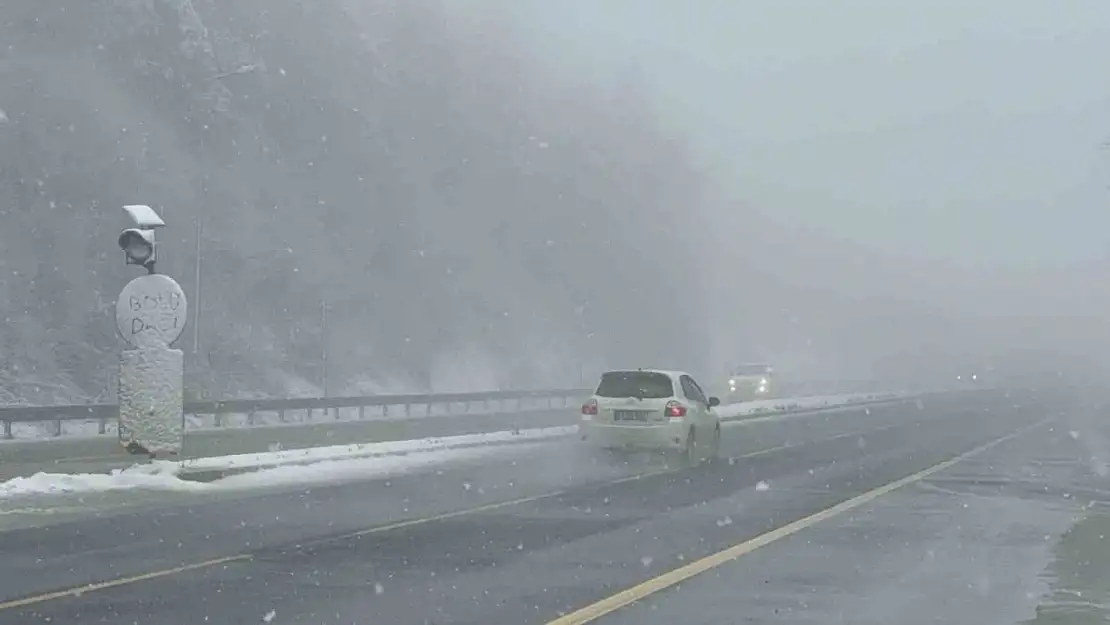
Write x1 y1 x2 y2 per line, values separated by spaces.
0 0 708 402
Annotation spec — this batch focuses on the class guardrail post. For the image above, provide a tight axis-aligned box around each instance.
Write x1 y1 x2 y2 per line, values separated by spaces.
53 419 62 436
214 412 222 428
404 403 411 417
358 405 365 420
383 404 389 418
99 417 107 435
247 411 255 426
3 419 11 439
278 408 286 423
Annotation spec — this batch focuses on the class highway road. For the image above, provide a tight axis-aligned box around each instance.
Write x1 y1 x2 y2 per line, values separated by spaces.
0 388 1103 624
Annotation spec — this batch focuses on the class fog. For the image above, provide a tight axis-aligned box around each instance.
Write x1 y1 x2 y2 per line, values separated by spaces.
1 0 1108 402
489 0 1110 387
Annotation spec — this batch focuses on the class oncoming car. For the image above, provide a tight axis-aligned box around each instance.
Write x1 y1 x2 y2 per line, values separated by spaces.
727 363 775 400
579 369 721 465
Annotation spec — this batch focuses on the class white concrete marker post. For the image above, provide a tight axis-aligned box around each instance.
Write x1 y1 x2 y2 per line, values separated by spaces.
115 205 188 456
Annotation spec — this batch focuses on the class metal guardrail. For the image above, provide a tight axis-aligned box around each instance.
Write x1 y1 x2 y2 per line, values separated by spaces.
0 388 592 439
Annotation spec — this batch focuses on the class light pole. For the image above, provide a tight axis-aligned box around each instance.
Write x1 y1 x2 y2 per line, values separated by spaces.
321 298 329 397
192 215 202 355
115 205 188 457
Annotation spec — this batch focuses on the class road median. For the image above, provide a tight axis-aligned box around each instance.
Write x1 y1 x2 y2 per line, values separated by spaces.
177 393 912 481
0 408 576 482
0 392 912 488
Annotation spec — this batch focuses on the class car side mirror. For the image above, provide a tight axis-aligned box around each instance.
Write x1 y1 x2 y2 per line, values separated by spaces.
708 396 720 407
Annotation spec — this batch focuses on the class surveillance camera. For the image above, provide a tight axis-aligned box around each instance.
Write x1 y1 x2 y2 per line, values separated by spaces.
123 204 165 229
119 227 155 258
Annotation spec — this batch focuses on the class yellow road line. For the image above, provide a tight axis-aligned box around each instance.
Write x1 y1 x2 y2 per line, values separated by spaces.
314 489 570 543
0 416 935 612
545 418 1051 625
0 554 252 611
0 489 570 612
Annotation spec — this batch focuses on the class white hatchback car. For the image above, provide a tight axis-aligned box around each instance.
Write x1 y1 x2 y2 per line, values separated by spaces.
579 369 721 465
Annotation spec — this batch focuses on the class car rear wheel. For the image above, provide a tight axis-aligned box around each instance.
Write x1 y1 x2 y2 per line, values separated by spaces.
676 427 699 468
706 424 721 461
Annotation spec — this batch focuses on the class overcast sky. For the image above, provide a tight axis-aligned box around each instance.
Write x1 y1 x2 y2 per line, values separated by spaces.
469 0 1110 268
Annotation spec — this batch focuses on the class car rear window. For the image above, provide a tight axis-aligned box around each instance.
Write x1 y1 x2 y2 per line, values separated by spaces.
595 371 674 399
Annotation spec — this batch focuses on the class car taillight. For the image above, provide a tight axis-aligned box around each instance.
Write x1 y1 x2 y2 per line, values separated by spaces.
665 401 686 418
581 399 598 415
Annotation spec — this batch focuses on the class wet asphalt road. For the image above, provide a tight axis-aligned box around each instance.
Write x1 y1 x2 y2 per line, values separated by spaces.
0 389 1095 625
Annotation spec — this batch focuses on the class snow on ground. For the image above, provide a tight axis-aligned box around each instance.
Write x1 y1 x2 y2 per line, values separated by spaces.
0 392 901 499
0 427 572 498
175 425 576 474
0 443 543 498
718 392 901 420
215 443 544 490
0 463 207 497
